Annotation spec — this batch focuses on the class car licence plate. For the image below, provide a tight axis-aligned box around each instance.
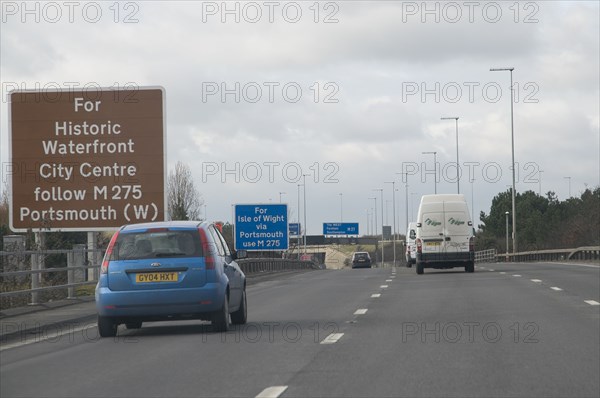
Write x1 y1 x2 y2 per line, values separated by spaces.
425 242 441 247
135 272 178 283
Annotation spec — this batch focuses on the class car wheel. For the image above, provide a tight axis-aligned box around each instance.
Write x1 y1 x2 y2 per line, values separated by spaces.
212 295 230 332
125 321 142 329
231 289 247 325
416 262 424 275
98 316 117 337
466 262 475 273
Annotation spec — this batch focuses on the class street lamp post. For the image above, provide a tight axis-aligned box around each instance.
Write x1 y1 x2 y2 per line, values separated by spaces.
491 66 517 254
422 151 437 194
297 184 302 260
373 188 384 267
539 170 544 196
441 116 460 193
385 181 396 266
396 172 410 234
302 174 309 255
279 192 286 203
369 197 378 238
505 211 510 262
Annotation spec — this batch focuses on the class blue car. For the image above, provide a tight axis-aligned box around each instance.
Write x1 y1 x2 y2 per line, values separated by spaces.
95 221 247 337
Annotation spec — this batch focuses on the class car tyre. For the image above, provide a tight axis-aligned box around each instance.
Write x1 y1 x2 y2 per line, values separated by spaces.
416 262 424 275
231 289 247 325
98 316 117 337
466 262 475 273
212 295 230 332
125 321 142 329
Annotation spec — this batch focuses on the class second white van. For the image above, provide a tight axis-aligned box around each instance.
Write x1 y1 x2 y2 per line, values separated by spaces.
405 222 417 267
415 194 475 274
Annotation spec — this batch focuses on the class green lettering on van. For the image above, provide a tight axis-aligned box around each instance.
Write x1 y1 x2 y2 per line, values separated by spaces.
425 218 442 226
448 218 465 226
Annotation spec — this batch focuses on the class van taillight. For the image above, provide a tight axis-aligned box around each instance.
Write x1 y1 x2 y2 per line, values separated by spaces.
469 237 474 252
101 231 119 274
198 228 215 270
416 238 422 253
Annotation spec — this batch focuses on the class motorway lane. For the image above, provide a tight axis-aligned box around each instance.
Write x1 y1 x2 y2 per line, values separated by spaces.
285 265 600 397
1 264 599 398
478 262 600 304
0 268 389 397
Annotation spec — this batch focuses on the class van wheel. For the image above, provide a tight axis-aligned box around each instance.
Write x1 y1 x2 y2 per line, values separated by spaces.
231 290 247 325
212 295 230 332
98 316 117 337
416 263 424 275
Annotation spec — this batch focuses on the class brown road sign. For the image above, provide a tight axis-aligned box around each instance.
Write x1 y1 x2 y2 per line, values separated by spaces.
9 87 166 231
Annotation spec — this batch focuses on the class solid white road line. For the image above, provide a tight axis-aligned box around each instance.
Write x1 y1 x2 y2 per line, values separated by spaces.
0 323 96 352
584 300 600 306
531 279 542 283
256 386 288 398
354 309 368 315
320 333 344 344
371 293 381 298
550 287 563 291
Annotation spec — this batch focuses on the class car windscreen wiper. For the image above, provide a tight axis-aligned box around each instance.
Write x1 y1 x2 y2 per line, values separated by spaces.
154 252 186 257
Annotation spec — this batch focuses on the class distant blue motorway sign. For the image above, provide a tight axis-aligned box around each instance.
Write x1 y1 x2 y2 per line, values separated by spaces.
289 223 301 236
235 204 288 251
323 222 359 235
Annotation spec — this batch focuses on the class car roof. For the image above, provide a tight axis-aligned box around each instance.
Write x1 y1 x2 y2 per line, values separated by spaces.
120 220 210 232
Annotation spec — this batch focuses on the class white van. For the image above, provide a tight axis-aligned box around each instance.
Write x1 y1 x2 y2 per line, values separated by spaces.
405 222 417 268
415 194 474 274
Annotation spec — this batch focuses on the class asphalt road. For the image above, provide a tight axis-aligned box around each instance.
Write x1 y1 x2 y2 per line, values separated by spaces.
1 262 599 398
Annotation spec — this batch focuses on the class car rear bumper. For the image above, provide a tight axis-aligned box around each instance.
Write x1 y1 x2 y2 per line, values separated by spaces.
417 252 474 268
95 282 225 317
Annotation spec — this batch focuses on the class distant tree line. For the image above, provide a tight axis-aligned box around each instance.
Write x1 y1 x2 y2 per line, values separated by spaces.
476 187 600 252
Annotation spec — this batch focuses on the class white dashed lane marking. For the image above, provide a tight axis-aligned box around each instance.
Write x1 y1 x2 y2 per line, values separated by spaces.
354 309 368 315
371 294 381 298
531 279 542 283
320 333 344 344
550 287 563 291
256 386 288 398
584 300 600 306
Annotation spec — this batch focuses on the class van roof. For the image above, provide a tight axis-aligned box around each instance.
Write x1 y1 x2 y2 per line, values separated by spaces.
420 194 466 204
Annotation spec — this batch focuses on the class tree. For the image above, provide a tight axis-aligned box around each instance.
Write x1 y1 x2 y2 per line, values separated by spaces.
167 161 203 221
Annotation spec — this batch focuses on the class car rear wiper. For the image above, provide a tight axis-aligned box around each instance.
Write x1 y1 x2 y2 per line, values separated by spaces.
154 252 186 257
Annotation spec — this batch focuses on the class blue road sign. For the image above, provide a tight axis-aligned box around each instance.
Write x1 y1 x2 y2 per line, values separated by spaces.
323 222 359 235
235 204 289 251
289 223 301 236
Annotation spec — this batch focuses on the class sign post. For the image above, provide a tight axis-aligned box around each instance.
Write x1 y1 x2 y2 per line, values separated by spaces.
9 87 166 231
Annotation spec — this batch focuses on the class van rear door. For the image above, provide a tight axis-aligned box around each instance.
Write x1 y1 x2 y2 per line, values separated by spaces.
420 210 444 256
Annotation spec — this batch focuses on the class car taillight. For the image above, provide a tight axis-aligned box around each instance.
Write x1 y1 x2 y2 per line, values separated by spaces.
101 231 120 274
198 228 215 270
416 238 422 253
469 236 474 252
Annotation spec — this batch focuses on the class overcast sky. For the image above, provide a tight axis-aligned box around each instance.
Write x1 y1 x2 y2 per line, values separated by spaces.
1 0 599 235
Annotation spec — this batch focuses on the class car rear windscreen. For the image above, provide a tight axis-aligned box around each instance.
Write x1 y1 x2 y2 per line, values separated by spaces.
111 229 203 260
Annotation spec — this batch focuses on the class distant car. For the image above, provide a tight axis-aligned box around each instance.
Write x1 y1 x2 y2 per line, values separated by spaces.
95 221 247 337
351 251 372 268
